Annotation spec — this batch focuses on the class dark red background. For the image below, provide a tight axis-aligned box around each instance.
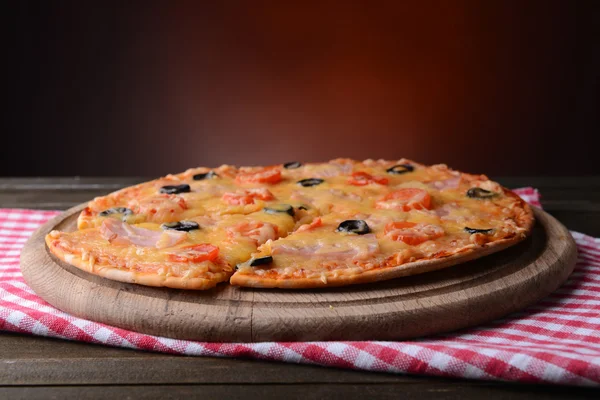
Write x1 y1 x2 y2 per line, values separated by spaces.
5 1 599 177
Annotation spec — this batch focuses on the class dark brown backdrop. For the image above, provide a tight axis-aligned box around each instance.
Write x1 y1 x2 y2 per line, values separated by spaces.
5 1 599 177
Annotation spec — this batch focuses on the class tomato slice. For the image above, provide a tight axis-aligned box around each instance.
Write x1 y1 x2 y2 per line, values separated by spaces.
235 168 282 184
385 221 418 231
222 188 275 205
168 243 219 263
296 217 323 232
227 221 279 245
376 188 432 211
384 221 444 245
348 171 389 186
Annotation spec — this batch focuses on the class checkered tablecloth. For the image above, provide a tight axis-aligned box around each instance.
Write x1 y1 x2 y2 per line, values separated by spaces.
1 188 599 386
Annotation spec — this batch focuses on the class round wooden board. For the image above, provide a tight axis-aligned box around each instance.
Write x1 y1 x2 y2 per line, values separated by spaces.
21 205 577 342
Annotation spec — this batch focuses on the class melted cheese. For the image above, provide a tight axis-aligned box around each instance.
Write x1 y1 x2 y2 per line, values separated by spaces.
56 159 529 285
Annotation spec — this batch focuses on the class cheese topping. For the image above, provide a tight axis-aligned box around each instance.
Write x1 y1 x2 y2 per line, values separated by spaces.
49 158 532 289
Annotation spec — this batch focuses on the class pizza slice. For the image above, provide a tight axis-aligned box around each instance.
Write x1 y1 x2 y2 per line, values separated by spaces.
48 206 303 289
230 185 534 288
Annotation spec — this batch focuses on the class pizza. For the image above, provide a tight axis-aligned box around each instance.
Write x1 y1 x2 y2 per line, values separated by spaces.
45 159 534 289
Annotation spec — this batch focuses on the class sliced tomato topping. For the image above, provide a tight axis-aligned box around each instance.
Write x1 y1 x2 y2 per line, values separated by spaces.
235 168 282 184
221 188 275 205
227 221 279 245
168 243 219 263
376 188 432 211
384 221 418 231
296 217 323 232
384 221 444 245
348 171 389 186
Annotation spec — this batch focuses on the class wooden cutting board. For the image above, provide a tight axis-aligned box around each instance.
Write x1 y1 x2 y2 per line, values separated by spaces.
20 205 577 342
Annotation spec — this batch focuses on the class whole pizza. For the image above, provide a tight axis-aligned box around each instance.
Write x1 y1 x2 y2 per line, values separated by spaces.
46 159 534 289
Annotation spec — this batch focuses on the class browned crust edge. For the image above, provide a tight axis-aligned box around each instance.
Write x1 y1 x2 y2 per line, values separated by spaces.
228 235 527 288
229 188 536 289
45 235 231 290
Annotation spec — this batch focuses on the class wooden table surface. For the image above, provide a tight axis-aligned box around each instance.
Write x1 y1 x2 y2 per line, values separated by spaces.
1 176 599 399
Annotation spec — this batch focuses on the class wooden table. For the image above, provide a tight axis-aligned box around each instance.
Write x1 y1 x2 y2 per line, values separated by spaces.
1 177 599 399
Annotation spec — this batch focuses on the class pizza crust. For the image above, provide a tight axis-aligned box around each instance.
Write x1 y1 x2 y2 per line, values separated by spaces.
45 235 230 290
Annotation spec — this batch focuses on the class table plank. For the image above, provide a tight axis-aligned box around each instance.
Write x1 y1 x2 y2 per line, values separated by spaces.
0 177 145 210
0 382 597 400
1 176 599 207
0 333 408 385
2 177 599 234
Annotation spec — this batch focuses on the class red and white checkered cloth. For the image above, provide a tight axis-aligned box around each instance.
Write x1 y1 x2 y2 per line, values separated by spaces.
1 188 599 386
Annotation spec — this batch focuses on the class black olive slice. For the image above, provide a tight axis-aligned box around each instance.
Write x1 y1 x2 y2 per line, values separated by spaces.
336 220 371 235
464 227 494 234
283 161 302 169
386 164 414 175
160 184 191 194
161 221 200 232
99 207 133 217
264 204 295 217
193 171 218 180
466 187 498 199
297 178 324 187
298 205 309 210
250 256 273 267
